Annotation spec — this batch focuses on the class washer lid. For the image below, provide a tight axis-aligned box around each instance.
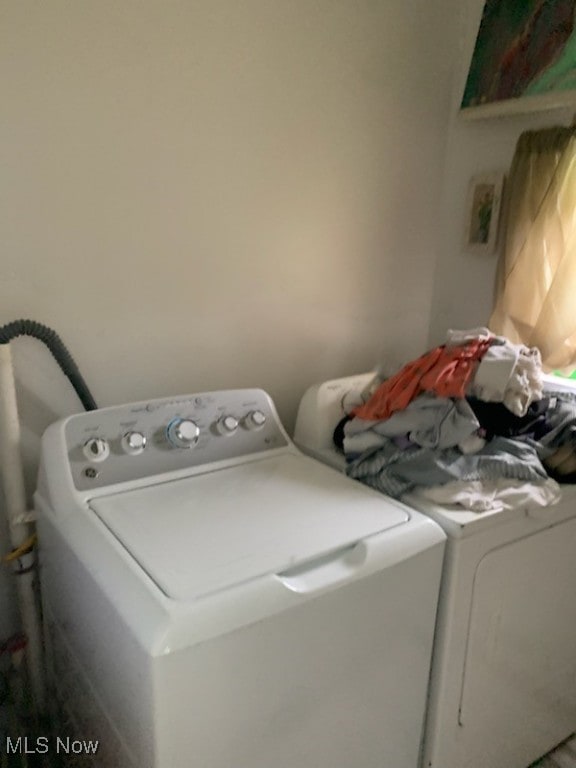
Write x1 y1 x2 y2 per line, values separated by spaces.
89 453 409 601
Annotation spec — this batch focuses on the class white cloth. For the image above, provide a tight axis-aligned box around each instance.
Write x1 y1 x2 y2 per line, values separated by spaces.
445 327 493 346
502 346 543 416
469 338 543 417
472 343 520 401
458 434 487 455
413 477 561 513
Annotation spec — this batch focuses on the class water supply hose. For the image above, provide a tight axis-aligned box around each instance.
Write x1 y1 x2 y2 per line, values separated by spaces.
0 319 97 411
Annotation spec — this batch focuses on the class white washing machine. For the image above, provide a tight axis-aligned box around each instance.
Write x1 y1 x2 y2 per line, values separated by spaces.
295 373 576 768
35 388 446 768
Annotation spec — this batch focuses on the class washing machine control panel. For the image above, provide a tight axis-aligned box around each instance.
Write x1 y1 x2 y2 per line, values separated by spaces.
64 389 289 491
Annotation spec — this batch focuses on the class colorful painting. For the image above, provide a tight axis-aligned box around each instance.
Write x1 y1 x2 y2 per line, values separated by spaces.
462 0 576 110
464 173 504 254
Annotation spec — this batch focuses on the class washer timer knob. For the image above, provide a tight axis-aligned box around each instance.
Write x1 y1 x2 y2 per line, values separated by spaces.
216 415 239 436
166 418 200 449
83 437 110 462
121 431 147 456
244 410 266 430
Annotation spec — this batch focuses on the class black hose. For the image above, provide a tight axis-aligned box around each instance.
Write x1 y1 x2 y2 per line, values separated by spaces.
0 320 98 411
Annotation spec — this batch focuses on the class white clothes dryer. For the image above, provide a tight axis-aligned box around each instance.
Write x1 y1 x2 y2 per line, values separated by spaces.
295 373 576 768
35 388 445 768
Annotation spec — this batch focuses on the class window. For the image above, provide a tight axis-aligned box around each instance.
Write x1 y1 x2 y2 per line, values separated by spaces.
489 126 576 373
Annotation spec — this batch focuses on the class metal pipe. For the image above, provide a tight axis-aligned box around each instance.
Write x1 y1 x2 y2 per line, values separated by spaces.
0 344 46 714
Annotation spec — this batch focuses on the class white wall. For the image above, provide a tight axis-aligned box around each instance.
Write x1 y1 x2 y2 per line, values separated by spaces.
0 1 458 636
428 0 575 347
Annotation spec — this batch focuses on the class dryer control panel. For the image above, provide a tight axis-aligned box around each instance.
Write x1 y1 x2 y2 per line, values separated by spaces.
64 389 289 491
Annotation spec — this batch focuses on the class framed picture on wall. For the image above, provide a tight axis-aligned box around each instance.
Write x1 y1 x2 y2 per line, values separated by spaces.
464 172 504 254
461 0 576 119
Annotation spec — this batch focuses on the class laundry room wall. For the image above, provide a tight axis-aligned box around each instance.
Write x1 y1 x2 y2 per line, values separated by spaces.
1 0 459 634
427 0 575 347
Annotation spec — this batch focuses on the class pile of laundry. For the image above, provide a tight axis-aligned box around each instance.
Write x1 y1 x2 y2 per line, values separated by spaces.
335 328 576 513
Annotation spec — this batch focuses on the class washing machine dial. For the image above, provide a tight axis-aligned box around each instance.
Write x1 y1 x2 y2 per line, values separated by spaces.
83 437 110 463
244 410 266 430
166 418 200 449
121 431 147 456
216 415 239 436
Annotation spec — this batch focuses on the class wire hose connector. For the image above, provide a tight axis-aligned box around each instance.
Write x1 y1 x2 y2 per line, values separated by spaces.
0 319 97 411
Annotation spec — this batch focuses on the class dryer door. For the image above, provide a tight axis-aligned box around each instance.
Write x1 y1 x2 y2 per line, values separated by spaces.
459 517 576 768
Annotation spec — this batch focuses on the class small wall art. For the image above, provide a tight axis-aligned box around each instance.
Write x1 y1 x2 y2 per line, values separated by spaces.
464 172 504 254
461 0 576 118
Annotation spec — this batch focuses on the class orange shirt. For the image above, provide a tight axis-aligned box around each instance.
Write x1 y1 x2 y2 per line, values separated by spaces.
352 339 492 422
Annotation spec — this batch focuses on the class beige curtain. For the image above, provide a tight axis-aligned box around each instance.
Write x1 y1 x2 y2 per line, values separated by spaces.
489 126 576 371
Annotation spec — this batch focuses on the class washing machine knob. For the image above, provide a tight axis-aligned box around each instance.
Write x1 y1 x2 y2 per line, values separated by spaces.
166 418 200 448
83 437 110 463
121 431 147 456
216 415 239 436
244 410 266 430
